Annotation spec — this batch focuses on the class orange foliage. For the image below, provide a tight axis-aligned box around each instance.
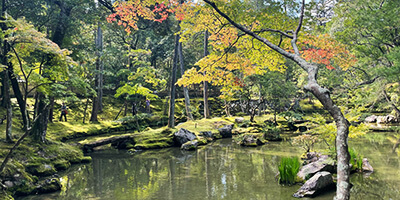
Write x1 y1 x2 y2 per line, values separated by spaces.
299 34 356 70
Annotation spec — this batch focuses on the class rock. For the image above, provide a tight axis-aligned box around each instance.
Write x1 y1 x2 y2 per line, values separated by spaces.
364 115 378 123
299 126 308 132
4 181 14 188
36 178 62 194
181 140 199 151
242 135 258 147
218 124 233 138
377 115 397 124
288 123 298 131
235 117 245 123
200 131 213 138
297 155 335 180
293 171 335 198
174 128 197 146
302 152 322 165
362 158 374 172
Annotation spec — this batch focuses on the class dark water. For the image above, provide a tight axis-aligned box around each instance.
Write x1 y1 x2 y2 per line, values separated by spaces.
19 132 400 200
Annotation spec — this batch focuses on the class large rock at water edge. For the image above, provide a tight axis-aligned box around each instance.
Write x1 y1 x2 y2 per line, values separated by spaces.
297 155 335 181
218 124 233 138
293 171 335 198
364 115 378 123
181 140 199 151
362 158 374 172
377 115 397 124
174 128 196 146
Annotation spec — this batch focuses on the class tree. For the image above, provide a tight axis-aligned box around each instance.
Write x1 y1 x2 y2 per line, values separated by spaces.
108 0 355 198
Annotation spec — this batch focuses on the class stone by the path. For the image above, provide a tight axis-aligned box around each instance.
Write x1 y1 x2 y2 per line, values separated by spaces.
174 128 197 146
235 117 245 123
293 171 335 198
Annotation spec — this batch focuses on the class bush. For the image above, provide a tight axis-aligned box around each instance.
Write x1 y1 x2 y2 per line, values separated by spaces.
278 157 300 185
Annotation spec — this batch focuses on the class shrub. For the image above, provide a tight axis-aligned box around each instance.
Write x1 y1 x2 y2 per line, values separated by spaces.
278 157 300 185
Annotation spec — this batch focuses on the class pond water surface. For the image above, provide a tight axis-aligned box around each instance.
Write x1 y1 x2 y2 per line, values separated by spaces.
19 132 400 200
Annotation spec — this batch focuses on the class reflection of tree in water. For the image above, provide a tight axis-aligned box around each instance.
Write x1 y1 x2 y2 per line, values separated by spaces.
350 173 400 200
32 137 400 200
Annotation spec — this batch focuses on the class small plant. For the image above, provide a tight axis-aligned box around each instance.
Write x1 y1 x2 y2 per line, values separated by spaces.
278 157 300 185
349 148 363 171
292 134 319 153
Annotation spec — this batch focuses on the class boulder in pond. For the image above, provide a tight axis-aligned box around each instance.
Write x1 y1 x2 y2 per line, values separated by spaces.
293 171 335 198
181 140 199 151
362 158 374 172
364 115 378 123
297 155 335 181
174 128 197 146
218 124 233 138
239 134 267 147
377 115 397 124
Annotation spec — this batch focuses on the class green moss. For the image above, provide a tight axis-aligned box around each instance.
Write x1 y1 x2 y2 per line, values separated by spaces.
53 160 71 171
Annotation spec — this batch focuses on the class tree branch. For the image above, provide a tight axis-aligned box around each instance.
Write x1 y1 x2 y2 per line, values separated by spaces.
291 0 305 55
254 28 293 39
202 0 296 61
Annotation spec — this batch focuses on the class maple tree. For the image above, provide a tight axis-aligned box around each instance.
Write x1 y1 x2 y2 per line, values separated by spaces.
88 0 357 199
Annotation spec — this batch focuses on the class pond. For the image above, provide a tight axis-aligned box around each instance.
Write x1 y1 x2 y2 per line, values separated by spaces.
18 132 400 200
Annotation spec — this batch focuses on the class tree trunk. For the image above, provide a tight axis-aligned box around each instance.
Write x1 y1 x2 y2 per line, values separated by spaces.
383 89 400 117
31 93 49 143
203 30 210 118
90 95 99 122
4 69 12 143
178 40 193 120
48 97 54 123
96 24 104 112
83 98 90 123
168 35 179 128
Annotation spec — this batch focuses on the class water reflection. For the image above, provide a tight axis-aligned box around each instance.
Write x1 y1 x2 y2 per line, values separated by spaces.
18 133 400 200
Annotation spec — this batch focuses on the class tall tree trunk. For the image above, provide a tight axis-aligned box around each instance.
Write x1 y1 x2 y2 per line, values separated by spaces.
90 25 103 122
178 40 193 120
48 1 72 123
203 30 210 118
4 69 12 143
97 24 104 112
203 1 351 198
168 35 179 128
